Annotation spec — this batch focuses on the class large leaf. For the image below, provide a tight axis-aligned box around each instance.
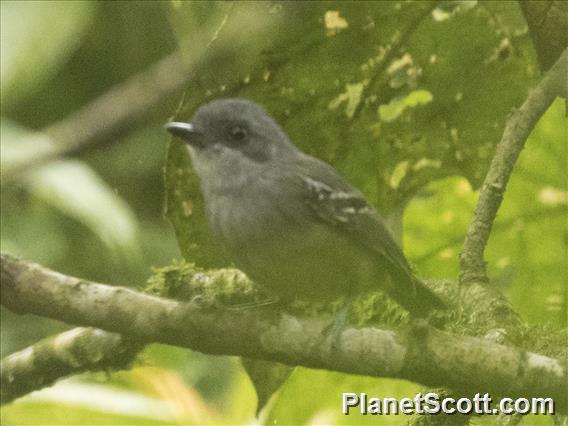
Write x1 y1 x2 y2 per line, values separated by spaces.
28 160 139 256
164 1 536 263
0 119 58 178
1 119 139 257
0 382 176 425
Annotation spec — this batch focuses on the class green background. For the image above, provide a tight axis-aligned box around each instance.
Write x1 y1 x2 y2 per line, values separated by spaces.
1 1 565 424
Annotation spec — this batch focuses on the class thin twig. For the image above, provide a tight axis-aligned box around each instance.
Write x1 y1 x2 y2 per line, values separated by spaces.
459 48 567 285
1 328 141 404
2 50 192 180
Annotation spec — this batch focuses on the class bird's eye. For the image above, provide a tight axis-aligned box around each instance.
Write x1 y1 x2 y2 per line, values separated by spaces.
230 125 248 142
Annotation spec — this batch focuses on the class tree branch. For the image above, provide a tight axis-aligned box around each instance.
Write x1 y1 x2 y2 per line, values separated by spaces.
459 47 567 285
1 254 565 411
1 328 141 404
3 49 192 180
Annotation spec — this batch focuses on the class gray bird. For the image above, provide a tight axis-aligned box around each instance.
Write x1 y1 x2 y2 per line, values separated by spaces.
165 98 443 317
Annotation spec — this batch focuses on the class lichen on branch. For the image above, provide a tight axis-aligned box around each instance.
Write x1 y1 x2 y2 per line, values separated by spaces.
1 254 566 412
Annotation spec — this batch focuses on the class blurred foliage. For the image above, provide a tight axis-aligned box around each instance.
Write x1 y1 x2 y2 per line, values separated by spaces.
406 100 567 326
1 1 566 425
0 1 94 109
1 1 190 422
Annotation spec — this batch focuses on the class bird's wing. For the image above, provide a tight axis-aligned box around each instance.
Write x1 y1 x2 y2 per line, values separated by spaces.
273 154 444 315
294 155 414 280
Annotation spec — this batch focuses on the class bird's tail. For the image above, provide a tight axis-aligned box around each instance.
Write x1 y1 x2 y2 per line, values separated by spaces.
388 271 445 318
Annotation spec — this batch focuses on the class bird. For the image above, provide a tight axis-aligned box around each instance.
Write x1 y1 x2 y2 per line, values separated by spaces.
165 98 444 318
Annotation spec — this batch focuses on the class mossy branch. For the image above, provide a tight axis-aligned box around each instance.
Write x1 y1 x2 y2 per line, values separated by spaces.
1 254 565 411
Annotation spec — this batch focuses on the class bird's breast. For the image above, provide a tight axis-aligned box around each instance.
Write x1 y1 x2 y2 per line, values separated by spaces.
204 185 378 301
205 179 293 247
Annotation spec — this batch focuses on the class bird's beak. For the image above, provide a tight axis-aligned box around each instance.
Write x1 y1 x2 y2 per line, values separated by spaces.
164 122 204 147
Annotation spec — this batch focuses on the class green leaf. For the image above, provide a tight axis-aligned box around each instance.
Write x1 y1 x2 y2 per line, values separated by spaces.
0 119 57 179
0 383 176 425
241 358 293 415
28 160 139 255
1 119 139 255
266 368 421 425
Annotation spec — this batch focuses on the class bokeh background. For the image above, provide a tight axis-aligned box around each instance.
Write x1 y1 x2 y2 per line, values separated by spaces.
1 1 566 425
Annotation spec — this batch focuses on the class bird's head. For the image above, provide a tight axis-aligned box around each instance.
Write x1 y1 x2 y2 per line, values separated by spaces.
165 99 297 169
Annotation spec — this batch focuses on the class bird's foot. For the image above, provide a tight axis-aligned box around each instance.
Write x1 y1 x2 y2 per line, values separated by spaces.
226 297 282 311
407 317 432 344
322 305 351 351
